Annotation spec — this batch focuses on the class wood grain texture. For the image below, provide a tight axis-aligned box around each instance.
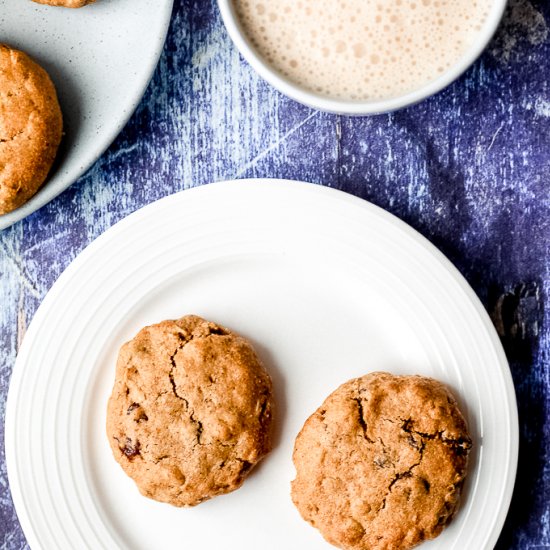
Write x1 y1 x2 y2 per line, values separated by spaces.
0 0 549 548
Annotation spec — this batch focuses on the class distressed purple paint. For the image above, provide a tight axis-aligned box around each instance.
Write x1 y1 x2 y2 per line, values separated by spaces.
0 0 549 548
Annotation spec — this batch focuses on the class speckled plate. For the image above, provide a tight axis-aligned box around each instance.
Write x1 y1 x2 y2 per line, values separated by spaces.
0 0 173 230
6 180 518 549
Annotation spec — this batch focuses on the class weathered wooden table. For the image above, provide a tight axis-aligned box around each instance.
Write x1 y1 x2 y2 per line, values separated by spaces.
1 0 548 548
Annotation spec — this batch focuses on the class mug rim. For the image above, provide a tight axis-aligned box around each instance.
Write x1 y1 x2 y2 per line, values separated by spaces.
217 0 508 115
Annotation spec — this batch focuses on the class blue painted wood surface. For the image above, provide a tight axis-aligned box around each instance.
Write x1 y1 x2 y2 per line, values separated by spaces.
0 0 549 547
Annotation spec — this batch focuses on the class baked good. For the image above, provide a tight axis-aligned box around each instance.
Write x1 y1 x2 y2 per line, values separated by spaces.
106 315 274 507
32 0 95 7
0 44 63 215
291 372 472 550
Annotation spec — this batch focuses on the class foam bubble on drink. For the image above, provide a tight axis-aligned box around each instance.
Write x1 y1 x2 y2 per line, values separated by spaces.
233 0 491 101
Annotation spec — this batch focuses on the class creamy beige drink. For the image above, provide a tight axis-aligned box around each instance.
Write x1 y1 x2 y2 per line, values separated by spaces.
233 0 491 101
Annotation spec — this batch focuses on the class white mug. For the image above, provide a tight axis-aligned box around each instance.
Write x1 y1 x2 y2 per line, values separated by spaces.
218 0 508 115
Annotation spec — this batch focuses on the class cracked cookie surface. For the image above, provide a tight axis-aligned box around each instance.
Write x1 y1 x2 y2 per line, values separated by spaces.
291 372 472 550
0 44 63 215
106 315 273 507
32 0 95 7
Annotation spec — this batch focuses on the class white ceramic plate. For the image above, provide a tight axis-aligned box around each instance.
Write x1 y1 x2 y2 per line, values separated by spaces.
0 0 173 229
6 179 518 549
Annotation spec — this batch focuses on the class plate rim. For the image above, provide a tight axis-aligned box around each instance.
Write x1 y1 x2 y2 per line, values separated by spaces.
0 0 175 230
5 178 519 549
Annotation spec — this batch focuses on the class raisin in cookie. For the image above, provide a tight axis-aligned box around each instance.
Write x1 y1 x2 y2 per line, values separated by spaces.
32 0 95 7
106 315 273 507
0 44 62 215
291 372 472 550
